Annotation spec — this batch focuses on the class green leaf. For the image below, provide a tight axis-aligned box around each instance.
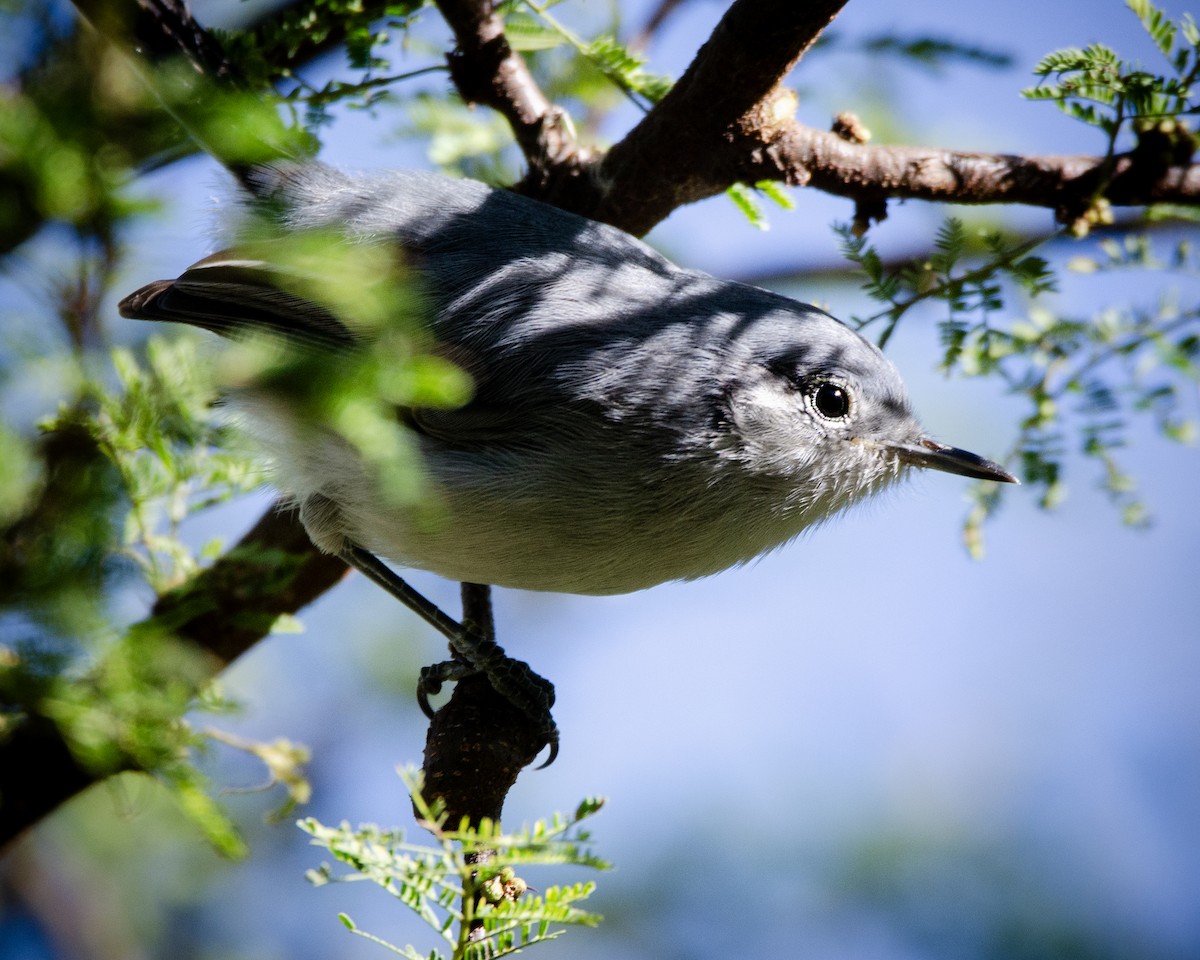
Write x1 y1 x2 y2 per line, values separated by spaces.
581 34 673 105
755 180 795 211
1127 0 1177 58
1182 13 1200 47
502 13 568 51
1024 6 1200 141
726 183 770 230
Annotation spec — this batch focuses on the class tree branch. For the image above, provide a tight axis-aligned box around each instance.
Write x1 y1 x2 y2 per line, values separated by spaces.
417 586 545 828
428 0 852 227
587 0 848 233
433 0 1200 235
72 0 242 81
81 0 1200 239
753 122 1200 223
0 503 347 848
150 506 348 667
435 0 590 190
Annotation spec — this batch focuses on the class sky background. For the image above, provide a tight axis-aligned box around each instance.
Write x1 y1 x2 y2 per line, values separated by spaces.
3 1 1199 959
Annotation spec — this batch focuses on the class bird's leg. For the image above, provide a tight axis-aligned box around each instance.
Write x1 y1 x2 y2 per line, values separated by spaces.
341 544 465 639
339 545 558 763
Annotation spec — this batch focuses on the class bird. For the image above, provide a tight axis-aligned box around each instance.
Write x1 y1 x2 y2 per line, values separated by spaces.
119 161 1018 748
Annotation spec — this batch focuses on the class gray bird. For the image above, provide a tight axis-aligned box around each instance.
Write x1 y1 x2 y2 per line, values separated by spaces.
120 163 1017 746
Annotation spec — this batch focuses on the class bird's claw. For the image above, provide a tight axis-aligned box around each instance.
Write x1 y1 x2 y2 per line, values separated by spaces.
417 649 558 765
417 659 473 719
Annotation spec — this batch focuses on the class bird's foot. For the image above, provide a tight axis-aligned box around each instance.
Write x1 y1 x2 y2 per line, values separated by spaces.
338 543 558 765
418 640 559 767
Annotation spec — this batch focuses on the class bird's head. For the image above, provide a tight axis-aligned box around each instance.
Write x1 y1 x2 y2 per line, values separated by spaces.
715 305 1017 521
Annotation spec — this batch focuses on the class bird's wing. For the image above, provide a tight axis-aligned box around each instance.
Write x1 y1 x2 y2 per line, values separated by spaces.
118 248 358 350
120 244 555 446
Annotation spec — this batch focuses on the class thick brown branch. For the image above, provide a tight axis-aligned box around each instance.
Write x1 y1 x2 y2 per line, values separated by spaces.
419 587 548 826
503 0 1200 233
150 505 348 667
587 0 849 234
429 0 852 227
0 715 99 852
76 0 409 85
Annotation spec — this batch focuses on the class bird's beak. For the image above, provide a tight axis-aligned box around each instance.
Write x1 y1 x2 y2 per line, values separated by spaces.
890 437 1019 484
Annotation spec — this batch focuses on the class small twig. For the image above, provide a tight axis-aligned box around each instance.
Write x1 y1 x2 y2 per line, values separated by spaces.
521 0 652 113
434 0 585 184
627 0 690 51
856 234 1050 344
295 65 450 108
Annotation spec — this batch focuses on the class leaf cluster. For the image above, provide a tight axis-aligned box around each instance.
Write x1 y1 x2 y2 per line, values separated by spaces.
840 217 1198 553
302 770 608 959
46 336 259 592
0 7 167 254
505 0 673 111
392 1 673 178
1 0 472 854
215 0 432 128
1023 0 1200 144
825 4 1200 552
839 219 1055 351
0 332 288 853
726 181 797 232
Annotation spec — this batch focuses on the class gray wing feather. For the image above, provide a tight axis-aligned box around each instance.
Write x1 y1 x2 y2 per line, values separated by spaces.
119 250 357 349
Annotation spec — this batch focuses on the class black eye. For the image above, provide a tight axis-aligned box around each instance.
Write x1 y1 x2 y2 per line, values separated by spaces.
809 381 851 420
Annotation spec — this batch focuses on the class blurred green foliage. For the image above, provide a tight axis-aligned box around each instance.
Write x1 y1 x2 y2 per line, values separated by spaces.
0 0 467 855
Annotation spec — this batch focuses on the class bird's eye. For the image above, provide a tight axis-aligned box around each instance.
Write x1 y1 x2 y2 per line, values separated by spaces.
808 381 852 420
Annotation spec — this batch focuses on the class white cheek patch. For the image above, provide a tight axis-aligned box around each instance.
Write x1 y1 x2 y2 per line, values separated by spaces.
726 381 826 471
